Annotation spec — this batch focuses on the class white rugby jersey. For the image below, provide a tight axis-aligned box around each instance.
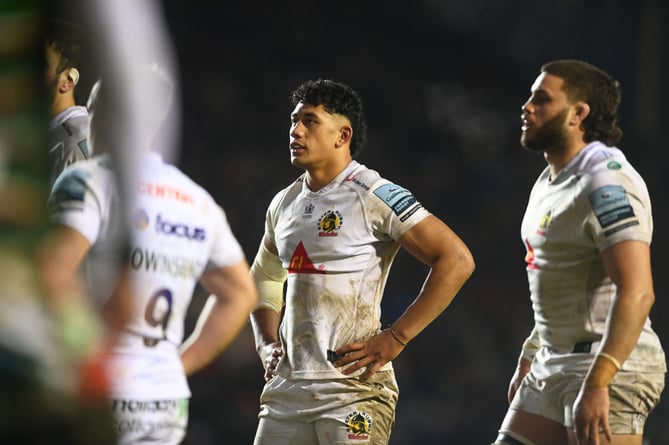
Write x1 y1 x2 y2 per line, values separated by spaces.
267 161 430 380
521 142 665 372
49 151 245 398
48 106 90 189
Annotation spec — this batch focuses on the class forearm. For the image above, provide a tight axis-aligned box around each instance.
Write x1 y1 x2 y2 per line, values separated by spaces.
180 294 252 375
601 289 653 360
391 251 474 344
585 240 656 387
250 308 282 356
585 289 653 388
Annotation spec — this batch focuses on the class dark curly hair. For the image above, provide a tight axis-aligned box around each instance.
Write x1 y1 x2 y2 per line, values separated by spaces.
46 19 96 106
290 79 367 158
541 59 623 146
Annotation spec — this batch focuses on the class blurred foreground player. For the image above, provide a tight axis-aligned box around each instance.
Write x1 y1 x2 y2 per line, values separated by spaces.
46 18 96 188
48 65 258 444
492 60 666 445
0 4 114 445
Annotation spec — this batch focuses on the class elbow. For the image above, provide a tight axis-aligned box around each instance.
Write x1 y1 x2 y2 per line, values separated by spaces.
642 290 655 312
435 244 475 283
246 285 261 314
459 247 476 281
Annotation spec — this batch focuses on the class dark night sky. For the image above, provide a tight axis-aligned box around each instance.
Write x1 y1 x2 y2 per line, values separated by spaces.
155 1 669 443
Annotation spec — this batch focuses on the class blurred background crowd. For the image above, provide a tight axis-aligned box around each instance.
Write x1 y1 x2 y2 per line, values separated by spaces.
3 0 668 444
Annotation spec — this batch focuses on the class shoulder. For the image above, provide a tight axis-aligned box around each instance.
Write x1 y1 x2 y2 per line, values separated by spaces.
347 164 417 208
345 164 427 224
340 164 382 193
55 106 90 134
579 142 624 170
57 154 112 181
142 154 203 192
49 106 89 129
267 174 306 210
578 143 645 190
49 156 112 204
340 163 405 204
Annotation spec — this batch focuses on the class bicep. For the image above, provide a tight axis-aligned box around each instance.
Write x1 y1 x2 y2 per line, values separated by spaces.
44 225 92 269
262 232 278 255
39 225 92 295
601 240 653 293
398 215 473 267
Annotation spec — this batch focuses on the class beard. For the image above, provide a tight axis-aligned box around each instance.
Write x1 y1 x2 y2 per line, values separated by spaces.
521 108 569 153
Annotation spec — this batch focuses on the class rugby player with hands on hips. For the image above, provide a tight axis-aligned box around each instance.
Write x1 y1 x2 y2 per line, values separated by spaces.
250 79 475 445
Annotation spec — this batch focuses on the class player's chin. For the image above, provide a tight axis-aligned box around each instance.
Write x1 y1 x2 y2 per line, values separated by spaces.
520 135 542 152
290 155 307 167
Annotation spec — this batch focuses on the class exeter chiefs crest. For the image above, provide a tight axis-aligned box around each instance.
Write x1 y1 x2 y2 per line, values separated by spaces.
317 208 343 237
536 209 553 235
345 411 373 440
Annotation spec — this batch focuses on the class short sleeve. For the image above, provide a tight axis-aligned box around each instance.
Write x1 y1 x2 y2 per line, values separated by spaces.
49 167 104 244
585 167 652 252
206 205 245 269
368 179 431 240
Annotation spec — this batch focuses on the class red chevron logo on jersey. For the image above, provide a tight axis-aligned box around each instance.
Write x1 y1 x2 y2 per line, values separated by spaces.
288 241 325 274
524 237 539 270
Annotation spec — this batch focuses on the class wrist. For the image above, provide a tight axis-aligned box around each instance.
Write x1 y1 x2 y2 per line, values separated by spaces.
517 357 532 371
386 325 408 347
584 353 620 388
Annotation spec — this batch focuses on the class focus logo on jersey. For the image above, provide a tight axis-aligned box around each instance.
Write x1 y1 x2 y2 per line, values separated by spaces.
156 214 206 241
133 209 150 230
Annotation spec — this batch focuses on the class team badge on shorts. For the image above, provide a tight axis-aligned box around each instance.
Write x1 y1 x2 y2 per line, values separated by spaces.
345 410 373 440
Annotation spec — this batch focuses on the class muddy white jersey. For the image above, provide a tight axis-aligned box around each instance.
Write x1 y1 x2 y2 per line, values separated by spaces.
48 106 90 189
521 142 665 372
266 161 430 379
49 152 245 398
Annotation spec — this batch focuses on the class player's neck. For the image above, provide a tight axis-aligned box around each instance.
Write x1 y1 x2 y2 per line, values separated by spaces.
305 158 352 192
51 94 77 117
544 140 587 178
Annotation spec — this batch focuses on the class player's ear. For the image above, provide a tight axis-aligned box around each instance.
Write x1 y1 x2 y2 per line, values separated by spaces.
59 68 79 93
571 101 590 126
336 126 352 148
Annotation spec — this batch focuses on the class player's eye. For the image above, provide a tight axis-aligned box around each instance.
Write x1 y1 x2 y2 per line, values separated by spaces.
532 93 550 105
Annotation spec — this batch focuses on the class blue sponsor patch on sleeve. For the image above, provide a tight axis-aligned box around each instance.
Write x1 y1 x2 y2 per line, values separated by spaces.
588 185 635 228
49 169 90 210
373 183 418 216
